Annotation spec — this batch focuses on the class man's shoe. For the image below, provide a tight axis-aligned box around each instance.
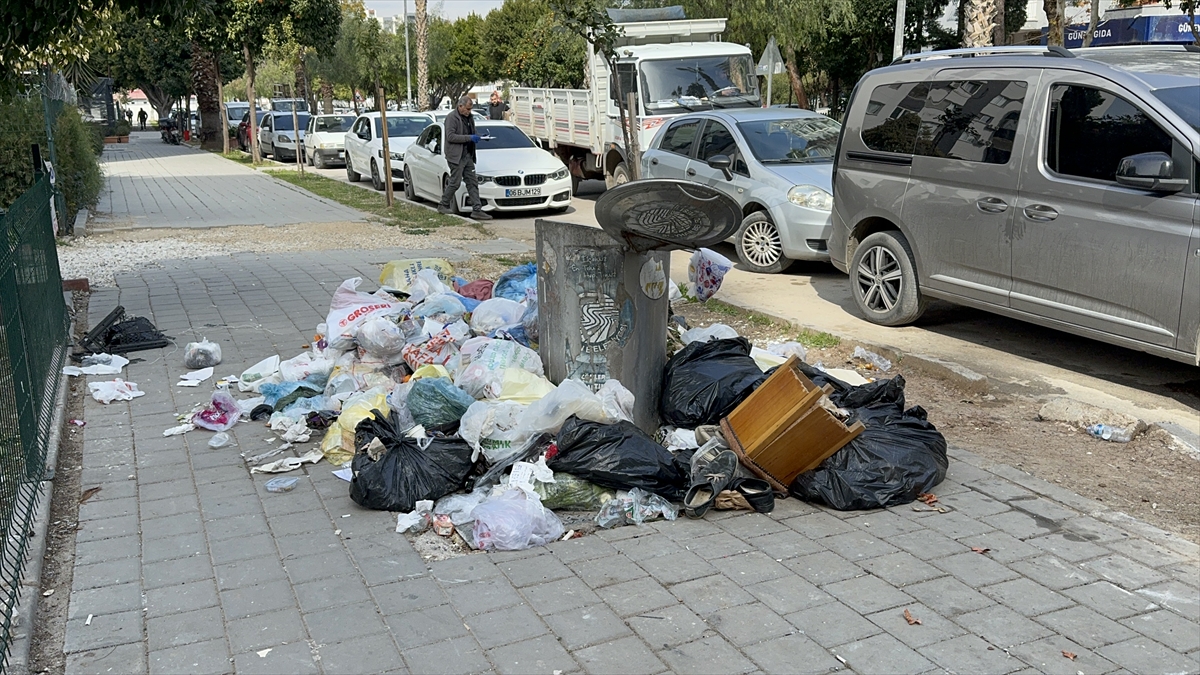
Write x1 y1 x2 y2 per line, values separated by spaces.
690 448 738 498
732 478 775 514
683 483 716 519
436 205 454 215
469 210 493 221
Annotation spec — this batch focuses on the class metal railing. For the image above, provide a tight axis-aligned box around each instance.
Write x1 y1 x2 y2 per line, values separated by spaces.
0 174 70 669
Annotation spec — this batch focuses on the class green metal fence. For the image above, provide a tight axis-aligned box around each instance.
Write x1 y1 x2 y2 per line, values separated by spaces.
0 174 70 669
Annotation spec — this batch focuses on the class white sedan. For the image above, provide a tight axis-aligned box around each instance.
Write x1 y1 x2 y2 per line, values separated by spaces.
402 121 572 214
302 113 355 168
344 111 433 191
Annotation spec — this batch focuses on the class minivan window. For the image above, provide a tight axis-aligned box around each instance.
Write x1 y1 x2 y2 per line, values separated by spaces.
1151 85 1200 133
1046 84 1172 182
915 81 1027 164
660 120 699 155
860 82 929 154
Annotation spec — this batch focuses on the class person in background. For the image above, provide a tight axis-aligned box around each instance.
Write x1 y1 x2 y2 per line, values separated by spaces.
137 109 148 131
125 109 133 124
438 96 492 221
487 90 508 120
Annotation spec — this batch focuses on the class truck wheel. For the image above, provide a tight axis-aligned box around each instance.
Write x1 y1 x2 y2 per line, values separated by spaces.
850 230 927 326
611 162 632 187
571 174 581 195
346 155 361 182
735 211 794 274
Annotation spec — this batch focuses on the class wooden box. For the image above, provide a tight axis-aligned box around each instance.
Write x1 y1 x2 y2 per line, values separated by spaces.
720 356 864 493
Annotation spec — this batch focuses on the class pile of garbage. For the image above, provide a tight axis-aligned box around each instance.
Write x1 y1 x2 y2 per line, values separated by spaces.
142 257 949 553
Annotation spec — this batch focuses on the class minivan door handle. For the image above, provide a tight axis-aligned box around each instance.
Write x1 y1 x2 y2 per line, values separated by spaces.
1023 204 1059 221
975 197 1008 213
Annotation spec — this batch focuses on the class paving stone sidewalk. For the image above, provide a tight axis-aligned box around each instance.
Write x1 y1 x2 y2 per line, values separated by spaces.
92 133 363 230
64 250 1200 675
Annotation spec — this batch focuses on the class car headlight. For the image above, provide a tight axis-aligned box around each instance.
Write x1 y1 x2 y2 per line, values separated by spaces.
787 184 833 211
549 167 569 181
278 135 292 143
477 175 495 184
389 151 403 161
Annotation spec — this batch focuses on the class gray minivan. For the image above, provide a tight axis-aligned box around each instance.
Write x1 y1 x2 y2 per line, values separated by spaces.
830 45 1200 365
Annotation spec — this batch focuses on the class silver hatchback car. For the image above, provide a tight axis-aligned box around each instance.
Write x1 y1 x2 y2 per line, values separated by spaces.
641 109 842 273
830 45 1200 365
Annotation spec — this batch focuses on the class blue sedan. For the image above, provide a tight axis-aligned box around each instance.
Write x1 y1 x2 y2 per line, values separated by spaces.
641 108 841 273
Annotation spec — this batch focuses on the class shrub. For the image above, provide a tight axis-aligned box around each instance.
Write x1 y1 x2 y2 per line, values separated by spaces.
0 97 44 210
113 120 131 137
54 108 103 222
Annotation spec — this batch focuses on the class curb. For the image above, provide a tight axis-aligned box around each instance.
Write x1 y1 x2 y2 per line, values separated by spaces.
4 345 70 674
718 303 992 395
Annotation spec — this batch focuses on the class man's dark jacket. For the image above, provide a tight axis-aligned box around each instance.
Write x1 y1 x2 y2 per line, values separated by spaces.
444 110 477 165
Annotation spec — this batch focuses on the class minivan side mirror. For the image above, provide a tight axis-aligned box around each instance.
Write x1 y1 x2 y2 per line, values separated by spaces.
708 154 733 181
1115 152 1187 193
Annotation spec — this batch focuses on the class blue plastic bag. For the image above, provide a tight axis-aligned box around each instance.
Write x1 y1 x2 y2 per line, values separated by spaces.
493 263 537 302
260 381 322 411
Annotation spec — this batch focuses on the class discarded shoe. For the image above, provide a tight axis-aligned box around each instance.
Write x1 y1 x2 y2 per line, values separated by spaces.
733 477 775 514
694 425 726 447
684 482 716 519
469 210 493 221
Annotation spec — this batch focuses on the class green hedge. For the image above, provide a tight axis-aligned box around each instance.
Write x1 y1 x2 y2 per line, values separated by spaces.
0 98 103 226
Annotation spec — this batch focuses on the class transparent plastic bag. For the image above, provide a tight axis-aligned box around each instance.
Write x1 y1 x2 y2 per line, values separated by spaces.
533 472 614 511
433 487 490 525
516 379 613 438
413 293 466 321
598 379 635 423
192 387 242 431
472 490 564 551
183 339 222 369
459 400 528 464
681 324 738 345
357 317 408 362
408 378 474 428
469 298 526 336
455 340 543 399
595 488 678 528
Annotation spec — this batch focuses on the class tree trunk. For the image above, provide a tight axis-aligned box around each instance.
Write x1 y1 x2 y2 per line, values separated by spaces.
321 81 335 114
1082 0 1098 46
964 0 997 46
377 80 394 207
191 43 223 150
1188 3 1199 45
416 0 429 110
784 54 809 110
218 64 229 154
144 85 174 122
1045 0 1064 45
957 0 967 43
244 42 260 163
994 0 1007 45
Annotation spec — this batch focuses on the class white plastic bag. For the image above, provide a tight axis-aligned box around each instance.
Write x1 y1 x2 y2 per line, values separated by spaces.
469 298 526 336
682 323 739 344
688 248 733 301
413 293 466 320
356 317 408 362
767 341 808 362
598 379 635 423
472 490 564 551
433 487 490 525
455 340 544 399
279 352 334 383
89 379 145 403
516 379 613 437
239 355 280 392
184 339 222 369
325 277 407 349
459 400 529 463
63 354 129 377
407 268 452 304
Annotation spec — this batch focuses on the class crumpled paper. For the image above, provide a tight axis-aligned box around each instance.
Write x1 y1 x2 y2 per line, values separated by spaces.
250 448 323 474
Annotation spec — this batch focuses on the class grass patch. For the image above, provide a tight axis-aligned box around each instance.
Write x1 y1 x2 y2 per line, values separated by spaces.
215 149 271 167
793 327 841 349
493 255 535 267
265 170 461 231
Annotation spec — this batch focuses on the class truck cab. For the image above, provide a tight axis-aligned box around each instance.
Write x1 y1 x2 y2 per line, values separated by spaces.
512 10 760 188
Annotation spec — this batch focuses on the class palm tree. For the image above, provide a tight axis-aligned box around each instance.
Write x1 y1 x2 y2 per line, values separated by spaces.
963 0 998 46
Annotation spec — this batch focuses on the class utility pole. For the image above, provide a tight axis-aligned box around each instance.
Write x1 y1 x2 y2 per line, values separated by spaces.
893 0 907 60
404 0 412 109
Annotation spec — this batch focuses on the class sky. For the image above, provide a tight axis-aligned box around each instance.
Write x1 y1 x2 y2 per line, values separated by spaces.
364 0 504 21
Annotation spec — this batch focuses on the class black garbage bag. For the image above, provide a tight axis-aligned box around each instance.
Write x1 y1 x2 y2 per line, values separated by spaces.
790 375 948 510
660 337 766 427
349 410 475 512
550 416 688 501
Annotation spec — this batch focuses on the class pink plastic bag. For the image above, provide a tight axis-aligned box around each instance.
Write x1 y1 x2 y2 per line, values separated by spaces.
192 388 242 431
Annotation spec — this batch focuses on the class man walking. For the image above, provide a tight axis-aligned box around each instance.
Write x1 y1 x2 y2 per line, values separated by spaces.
487 90 508 120
137 109 148 131
438 96 492 221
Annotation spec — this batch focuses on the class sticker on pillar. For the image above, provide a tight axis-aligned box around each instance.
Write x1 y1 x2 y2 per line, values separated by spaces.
639 258 666 300
565 247 633 391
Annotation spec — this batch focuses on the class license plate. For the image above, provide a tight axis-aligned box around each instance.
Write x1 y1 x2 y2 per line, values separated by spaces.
337 151 344 158
505 188 541 198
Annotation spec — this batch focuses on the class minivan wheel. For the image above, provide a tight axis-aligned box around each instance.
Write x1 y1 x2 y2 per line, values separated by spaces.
736 211 793 274
850 230 926 326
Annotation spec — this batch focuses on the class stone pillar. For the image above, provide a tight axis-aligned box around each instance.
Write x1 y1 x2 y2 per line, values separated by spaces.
535 219 670 434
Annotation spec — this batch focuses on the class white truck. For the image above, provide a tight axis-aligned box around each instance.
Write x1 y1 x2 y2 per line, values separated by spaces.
511 11 760 190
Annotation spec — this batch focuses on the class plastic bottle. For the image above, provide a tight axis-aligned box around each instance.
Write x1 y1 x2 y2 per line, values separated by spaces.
1086 424 1134 443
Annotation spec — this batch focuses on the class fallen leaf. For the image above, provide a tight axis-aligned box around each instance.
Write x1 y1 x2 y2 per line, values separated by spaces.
79 487 102 504
1062 651 1077 661
970 547 991 554
903 608 922 625
917 493 938 505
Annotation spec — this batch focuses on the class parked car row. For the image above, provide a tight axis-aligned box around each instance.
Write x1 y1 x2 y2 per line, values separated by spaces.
638 43 1200 366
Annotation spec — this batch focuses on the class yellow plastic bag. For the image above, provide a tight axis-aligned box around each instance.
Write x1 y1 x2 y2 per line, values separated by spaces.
321 391 389 465
379 258 455 293
411 364 450 381
496 369 556 404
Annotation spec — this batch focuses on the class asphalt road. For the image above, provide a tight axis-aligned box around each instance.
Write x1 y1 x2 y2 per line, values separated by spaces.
265 153 1200 430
